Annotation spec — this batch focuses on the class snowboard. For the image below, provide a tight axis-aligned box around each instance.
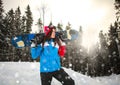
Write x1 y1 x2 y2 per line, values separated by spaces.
11 29 79 48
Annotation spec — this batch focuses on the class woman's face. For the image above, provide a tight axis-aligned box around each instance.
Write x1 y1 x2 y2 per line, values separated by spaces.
50 29 56 38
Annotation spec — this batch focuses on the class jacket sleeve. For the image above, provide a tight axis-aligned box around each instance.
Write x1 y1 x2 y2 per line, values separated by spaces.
58 42 66 58
30 45 43 59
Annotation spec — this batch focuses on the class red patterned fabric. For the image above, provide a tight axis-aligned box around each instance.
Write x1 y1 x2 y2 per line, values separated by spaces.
58 45 66 57
44 26 51 35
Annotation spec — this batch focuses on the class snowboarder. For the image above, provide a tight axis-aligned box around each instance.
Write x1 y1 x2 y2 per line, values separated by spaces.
30 25 75 85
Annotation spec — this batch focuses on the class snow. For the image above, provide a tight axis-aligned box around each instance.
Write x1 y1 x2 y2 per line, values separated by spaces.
0 62 120 85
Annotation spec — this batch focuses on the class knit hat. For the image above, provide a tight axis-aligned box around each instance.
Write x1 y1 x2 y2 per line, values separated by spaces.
44 25 56 35
44 26 51 35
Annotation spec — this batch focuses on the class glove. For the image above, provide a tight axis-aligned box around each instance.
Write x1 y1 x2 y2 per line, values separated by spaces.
35 34 44 44
56 32 63 40
30 34 44 47
30 39 37 47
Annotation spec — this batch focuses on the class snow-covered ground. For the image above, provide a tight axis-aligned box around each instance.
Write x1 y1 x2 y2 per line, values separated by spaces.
0 62 120 85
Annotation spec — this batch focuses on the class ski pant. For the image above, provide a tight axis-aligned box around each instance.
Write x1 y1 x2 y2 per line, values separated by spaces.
40 68 75 85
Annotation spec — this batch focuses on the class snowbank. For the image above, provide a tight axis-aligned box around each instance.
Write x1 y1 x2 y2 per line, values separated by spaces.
0 62 120 85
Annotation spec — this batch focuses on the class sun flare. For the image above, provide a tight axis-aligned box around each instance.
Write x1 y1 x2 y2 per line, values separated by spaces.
26 0 115 44
81 30 100 53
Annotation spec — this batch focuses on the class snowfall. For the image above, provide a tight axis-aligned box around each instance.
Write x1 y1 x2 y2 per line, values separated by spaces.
0 62 120 85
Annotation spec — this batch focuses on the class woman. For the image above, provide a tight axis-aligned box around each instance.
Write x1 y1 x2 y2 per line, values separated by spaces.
30 26 75 85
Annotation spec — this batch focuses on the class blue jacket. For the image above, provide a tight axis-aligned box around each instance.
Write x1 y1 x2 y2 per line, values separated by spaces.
31 39 61 72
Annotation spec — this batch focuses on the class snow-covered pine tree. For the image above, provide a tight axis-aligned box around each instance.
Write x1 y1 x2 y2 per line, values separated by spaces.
0 0 4 46
25 5 33 33
57 23 63 31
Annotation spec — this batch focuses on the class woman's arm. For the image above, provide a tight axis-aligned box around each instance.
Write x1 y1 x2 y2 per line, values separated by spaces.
30 45 43 59
58 38 66 57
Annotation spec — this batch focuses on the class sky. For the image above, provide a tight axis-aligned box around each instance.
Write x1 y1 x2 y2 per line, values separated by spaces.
3 0 116 48
0 62 120 85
